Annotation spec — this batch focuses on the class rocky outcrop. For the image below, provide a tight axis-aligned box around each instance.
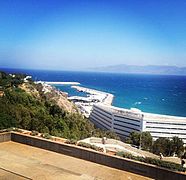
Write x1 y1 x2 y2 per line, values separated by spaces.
20 82 79 114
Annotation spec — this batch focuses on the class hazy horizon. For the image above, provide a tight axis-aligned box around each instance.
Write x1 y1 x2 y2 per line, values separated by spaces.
1 63 186 72
2 64 186 77
0 0 186 70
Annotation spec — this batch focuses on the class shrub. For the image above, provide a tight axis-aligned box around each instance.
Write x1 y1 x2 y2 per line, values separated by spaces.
116 151 186 172
78 142 91 148
41 133 51 139
66 139 77 145
31 130 39 136
77 142 103 152
6 127 14 132
13 128 23 133
116 151 125 157
90 145 99 151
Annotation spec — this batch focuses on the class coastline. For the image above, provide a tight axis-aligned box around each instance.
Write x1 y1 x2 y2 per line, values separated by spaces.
69 86 114 117
37 81 80 85
38 80 186 119
3 68 186 117
71 85 114 105
37 79 186 144
38 81 114 117
34 76 186 144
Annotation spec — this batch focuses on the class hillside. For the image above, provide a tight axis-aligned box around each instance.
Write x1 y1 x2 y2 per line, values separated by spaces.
0 71 118 140
90 64 186 75
20 82 78 114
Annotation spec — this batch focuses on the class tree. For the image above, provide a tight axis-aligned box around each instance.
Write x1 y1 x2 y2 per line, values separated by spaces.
0 112 17 129
141 132 153 150
152 137 171 156
49 104 65 117
0 71 119 141
126 131 153 150
127 131 141 146
171 136 184 157
152 137 184 157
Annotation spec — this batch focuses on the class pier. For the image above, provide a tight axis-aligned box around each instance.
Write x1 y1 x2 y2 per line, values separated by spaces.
71 86 114 105
68 86 114 117
44 81 80 85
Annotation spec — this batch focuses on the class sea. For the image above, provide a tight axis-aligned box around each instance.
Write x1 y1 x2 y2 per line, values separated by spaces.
2 68 186 117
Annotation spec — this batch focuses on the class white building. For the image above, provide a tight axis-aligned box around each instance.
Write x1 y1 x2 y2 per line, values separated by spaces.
90 104 186 144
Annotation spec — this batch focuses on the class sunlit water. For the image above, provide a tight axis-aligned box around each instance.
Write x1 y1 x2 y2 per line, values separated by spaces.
3 68 186 117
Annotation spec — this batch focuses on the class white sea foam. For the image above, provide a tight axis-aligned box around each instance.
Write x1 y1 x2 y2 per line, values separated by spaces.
134 101 142 105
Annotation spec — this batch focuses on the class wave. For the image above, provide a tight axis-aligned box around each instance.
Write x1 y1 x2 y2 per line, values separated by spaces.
134 101 142 105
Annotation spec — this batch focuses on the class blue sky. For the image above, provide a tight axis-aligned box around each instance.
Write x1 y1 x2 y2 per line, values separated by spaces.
0 0 186 70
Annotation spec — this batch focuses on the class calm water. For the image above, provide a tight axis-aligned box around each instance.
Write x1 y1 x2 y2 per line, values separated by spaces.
2 68 186 117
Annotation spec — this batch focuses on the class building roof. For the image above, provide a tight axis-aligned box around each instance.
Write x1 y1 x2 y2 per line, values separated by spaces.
95 103 186 123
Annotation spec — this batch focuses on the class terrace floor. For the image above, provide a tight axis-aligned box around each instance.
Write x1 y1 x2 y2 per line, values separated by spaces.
0 141 152 180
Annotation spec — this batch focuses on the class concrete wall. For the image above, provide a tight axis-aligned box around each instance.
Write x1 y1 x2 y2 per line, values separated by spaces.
10 132 186 180
0 132 11 142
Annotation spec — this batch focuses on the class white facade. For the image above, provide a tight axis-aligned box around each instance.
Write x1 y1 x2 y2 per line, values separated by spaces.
90 104 186 144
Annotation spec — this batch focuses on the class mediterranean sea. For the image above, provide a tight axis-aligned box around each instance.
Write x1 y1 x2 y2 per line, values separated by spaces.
2 68 186 117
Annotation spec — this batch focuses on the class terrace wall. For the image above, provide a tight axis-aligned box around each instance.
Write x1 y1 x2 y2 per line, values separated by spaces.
0 132 11 142
8 132 185 180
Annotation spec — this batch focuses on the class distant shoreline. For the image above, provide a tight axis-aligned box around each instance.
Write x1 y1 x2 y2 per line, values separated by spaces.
37 81 80 85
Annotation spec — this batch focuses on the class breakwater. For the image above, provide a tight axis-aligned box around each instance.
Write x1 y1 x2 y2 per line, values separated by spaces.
71 85 114 105
39 81 80 85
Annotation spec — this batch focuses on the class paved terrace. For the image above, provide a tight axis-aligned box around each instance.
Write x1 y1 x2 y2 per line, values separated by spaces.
0 131 185 180
0 141 150 180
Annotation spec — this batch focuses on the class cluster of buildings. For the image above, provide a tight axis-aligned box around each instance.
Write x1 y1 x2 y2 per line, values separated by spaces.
90 103 186 144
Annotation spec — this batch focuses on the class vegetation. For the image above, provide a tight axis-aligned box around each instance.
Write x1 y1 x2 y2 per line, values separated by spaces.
0 71 119 140
78 142 103 152
0 71 27 89
66 139 77 145
0 127 23 133
183 152 186 159
126 131 185 157
116 151 186 172
0 71 185 160
152 137 184 157
126 131 153 150
30 130 39 136
41 133 52 139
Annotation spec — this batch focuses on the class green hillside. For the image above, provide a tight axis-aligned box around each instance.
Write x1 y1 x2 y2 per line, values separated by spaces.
0 71 118 140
